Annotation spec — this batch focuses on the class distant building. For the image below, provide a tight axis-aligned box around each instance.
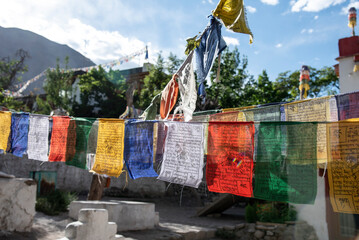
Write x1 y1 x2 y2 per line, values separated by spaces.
336 36 359 93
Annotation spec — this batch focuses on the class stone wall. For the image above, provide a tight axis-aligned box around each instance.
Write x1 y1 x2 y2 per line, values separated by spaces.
217 222 318 240
0 177 36 232
0 154 166 197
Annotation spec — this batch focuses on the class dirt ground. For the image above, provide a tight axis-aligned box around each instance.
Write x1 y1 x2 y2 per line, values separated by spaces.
0 195 245 240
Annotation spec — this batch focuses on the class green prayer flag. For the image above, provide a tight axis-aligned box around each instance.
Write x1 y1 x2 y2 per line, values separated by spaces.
254 122 318 204
66 118 96 169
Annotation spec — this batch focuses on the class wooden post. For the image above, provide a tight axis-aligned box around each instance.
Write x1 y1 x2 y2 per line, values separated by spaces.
87 174 107 200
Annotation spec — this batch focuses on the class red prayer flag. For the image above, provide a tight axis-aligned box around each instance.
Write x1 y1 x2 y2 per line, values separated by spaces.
49 116 76 162
160 75 179 119
206 122 255 197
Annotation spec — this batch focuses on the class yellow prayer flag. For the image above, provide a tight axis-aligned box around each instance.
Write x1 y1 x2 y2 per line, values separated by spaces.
0 111 12 151
213 0 254 44
91 119 125 177
327 121 359 213
284 96 334 165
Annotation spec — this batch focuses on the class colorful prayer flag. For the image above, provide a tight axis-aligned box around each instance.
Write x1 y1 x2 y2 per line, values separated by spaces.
158 122 205 188
124 120 158 179
0 111 12 151
66 118 96 169
195 15 227 99
27 114 50 161
327 120 359 213
206 122 255 197
212 0 253 43
92 119 125 177
254 122 318 204
9 113 29 157
48 116 74 162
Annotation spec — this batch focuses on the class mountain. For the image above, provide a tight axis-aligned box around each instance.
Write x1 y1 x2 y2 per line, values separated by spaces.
0 26 95 95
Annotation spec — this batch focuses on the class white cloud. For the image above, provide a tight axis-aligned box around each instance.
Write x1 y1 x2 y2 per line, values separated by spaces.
0 0 166 66
301 28 315 34
275 43 283 48
246 6 257 13
341 1 359 15
223 36 240 46
314 15 319 19
261 0 280 5
208 0 215 4
291 0 346 12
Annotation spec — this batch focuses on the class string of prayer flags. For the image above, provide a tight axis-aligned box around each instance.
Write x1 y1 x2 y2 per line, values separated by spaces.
206 122 255 197
336 91 359 120
173 51 197 121
9 113 29 157
124 120 158 179
193 109 221 116
212 0 253 44
254 122 318 204
195 15 227 100
160 75 179 119
91 119 125 177
327 120 359 213
66 118 96 169
48 116 74 162
27 115 50 161
209 111 239 121
158 122 205 188
243 105 281 122
0 111 12 151
284 96 336 165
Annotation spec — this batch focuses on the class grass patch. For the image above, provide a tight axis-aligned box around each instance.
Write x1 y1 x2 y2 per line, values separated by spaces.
36 190 77 216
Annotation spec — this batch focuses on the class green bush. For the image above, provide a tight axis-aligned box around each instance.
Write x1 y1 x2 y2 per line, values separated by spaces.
215 229 236 239
245 204 257 223
36 190 77 216
256 202 297 223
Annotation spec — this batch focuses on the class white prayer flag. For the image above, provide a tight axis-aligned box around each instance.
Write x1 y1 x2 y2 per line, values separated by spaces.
173 51 197 122
27 115 49 161
158 122 205 188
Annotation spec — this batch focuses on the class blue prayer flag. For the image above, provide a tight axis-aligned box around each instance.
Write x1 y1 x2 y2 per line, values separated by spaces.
10 113 29 157
124 120 158 179
195 15 227 99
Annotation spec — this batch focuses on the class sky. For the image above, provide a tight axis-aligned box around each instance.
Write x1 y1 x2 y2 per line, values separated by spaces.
0 0 357 81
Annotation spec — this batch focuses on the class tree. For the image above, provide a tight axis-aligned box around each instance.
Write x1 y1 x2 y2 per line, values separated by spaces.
134 54 171 110
73 66 127 118
203 47 254 109
0 49 29 90
0 49 29 111
273 66 339 101
35 57 74 115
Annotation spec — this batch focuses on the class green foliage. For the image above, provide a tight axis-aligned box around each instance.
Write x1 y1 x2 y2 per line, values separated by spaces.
0 90 29 111
215 229 236 239
36 190 77 216
202 47 339 110
245 204 257 223
134 54 172 110
35 57 74 115
255 202 297 223
73 66 127 118
0 49 29 90
205 47 253 109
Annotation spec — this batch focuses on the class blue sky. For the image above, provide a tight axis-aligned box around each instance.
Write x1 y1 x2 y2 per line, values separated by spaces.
0 0 357 81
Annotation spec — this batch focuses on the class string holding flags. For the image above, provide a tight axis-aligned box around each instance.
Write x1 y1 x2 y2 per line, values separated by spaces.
11 46 148 97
